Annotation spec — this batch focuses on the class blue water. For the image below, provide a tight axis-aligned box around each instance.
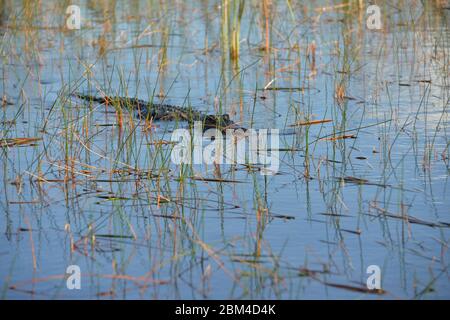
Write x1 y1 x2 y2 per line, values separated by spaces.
0 0 449 299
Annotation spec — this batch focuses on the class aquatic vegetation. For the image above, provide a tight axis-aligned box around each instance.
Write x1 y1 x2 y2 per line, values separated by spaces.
0 0 449 299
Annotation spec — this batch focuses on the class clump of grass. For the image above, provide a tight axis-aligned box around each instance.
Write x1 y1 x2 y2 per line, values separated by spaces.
230 0 245 61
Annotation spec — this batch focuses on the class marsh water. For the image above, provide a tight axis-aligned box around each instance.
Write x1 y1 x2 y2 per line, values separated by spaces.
0 0 449 299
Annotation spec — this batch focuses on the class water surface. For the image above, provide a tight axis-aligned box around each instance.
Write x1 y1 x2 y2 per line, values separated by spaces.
0 0 449 299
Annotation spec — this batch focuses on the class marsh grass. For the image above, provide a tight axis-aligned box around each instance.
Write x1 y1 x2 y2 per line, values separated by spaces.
0 0 449 299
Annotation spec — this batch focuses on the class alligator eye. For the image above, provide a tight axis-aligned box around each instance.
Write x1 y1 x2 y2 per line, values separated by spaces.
222 114 230 122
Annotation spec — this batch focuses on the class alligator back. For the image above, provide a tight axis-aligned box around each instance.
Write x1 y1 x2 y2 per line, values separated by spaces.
74 93 242 131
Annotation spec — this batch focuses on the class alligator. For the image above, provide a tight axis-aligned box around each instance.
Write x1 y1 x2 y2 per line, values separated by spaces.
73 93 245 131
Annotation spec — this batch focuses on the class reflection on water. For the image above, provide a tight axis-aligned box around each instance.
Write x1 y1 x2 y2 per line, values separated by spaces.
0 0 449 299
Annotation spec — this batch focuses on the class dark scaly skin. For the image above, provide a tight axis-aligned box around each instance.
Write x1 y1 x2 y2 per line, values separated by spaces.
74 93 244 131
